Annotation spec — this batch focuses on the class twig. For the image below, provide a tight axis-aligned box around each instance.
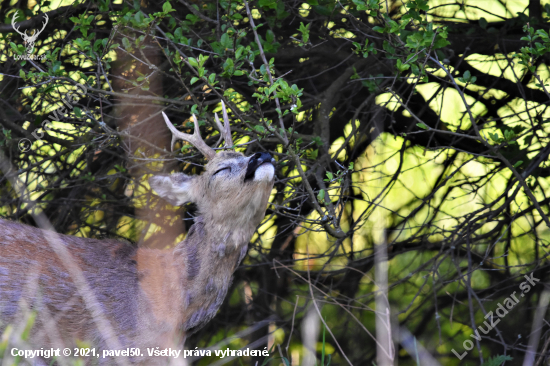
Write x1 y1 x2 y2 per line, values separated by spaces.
286 295 300 355
305 243 353 366
289 150 346 239
243 0 288 146
178 0 218 24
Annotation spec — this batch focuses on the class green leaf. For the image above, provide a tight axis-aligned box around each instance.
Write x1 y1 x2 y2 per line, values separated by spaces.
122 37 131 50
433 36 450 49
312 5 332 16
382 40 396 54
266 30 275 44
10 42 21 55
134 11 143 24
190 77 200 85
259 0 277 8
416 123 429 130
352 0 368 11
488 132 501 143
210 42 224 55
74 107 82 118
208 73 216 84
480 355 513 366
223 58 234 74
418 1 429 11
235 45 244 60
52 62 61 73
479 17 488 30
326 172 333 180
513 161 523 168
317 189 325 202
396 59 410 72
198 54 209 67
162 1 173 13
221 33 231 49
254 125 266 133
186 13 199 24
268 83 278 95
188 57 198 67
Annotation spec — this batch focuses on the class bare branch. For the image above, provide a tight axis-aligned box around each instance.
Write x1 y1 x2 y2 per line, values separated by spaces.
243 0 288 146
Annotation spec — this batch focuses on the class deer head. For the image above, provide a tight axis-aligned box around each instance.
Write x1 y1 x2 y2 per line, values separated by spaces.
11 11 48 54
150 102 275 235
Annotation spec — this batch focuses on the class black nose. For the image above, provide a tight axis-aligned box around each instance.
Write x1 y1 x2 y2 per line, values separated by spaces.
245 152 274 180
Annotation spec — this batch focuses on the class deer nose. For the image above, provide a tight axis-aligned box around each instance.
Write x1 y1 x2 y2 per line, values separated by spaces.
245 152 274 180
253 152 273 164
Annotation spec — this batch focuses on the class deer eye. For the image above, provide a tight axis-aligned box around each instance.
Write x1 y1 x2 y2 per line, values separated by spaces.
213 167 231 176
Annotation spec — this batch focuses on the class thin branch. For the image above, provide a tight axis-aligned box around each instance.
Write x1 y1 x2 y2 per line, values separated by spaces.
178 0 218 24
243 0 288 146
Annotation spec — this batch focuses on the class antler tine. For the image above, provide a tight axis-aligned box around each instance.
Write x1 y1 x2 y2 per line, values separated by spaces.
214 101 234 148
220 101 234 148
214 113 225 147
11 12 25 37
40 13 48 32
161 112 216 160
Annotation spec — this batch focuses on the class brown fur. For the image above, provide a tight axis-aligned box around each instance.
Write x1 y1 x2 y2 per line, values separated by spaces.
0 150 275 365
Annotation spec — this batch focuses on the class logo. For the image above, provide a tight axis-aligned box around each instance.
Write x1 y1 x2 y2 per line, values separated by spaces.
12 10 48 60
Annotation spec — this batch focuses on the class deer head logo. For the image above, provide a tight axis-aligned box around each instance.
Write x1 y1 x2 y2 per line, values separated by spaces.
12 11 48 55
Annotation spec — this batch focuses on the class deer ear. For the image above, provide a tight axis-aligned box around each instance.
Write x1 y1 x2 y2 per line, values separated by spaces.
149 173 198 206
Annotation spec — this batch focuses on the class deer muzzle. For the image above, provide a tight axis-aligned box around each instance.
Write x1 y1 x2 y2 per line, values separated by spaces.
245 152 275 181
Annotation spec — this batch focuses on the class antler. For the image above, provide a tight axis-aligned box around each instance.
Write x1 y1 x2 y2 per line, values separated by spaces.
162 112 216 160
41 13 49 32
28 13 49 43
11 12 26 38
214 101 234 148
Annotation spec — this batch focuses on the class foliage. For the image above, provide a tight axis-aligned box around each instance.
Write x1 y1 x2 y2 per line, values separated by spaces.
480 355 513 366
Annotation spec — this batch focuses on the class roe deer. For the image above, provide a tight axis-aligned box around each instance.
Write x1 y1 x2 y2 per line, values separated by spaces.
0 102 276 365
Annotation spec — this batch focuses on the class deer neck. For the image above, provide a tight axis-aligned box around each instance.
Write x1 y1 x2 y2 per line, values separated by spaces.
137 185 271 336
172 215 254 332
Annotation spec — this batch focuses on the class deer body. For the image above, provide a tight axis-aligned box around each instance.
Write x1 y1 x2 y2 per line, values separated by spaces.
0 220 142 349
0 107 275 364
